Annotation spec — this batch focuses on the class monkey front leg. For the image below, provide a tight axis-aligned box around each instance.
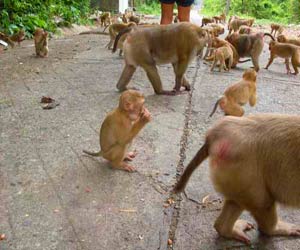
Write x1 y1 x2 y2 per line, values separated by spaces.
214 200 254 244
284 58 291 74
264 55 275 70
116 64 137 91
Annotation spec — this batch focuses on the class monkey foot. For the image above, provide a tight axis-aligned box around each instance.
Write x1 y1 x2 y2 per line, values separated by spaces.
124 151 137 161
265 221 300 236
116 162 136 172
232 220 255 244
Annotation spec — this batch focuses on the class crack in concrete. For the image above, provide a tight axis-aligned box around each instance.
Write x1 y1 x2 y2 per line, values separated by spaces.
166 60 202 250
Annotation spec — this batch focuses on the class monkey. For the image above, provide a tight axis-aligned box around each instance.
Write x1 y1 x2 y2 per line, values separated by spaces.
128 15 140 24
174 113 300 244
207 23 225 36
228 18 254 34
100 12 111 27
112 23 207 95
0 32 15 48
122 14 128 23
220 13 226 23
209 68 257 117
201 17 215 27
210 45 233 72
277 34 300 47
34 28 49 58
205 37 250 68
265 40 300 75
226 32 275 71
213 13 226 24
105 22 137 55
9 29 25 46
270 23 284 37
238 25 252 35
83 90 151 172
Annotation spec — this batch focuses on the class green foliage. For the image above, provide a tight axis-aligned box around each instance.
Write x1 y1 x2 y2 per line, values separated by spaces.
135 0 161 15
0 0 91 36
202 0 299 24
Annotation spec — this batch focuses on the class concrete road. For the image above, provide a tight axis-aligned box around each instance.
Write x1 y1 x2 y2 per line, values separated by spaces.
1 30 300 250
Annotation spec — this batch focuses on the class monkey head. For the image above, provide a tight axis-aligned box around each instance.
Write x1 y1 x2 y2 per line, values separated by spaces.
277 34 286 43
119 90 145 121
242 68 257 82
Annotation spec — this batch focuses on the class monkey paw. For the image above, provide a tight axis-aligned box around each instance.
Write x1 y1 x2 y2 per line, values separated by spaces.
124 151 137 161
232 219 255 244
267 221 300 236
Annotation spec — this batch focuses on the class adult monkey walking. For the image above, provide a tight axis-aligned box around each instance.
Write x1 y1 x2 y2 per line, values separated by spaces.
159 0 195 24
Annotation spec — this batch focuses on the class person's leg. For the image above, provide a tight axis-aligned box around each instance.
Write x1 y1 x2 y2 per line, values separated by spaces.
160 1 174 24
177 0 194 22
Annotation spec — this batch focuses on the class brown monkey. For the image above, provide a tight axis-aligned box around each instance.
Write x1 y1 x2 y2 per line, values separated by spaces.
0 32 15 48
9 29 25 46
201 17 215 27
213 13 226 24
277 34 300 47
210 46 233 72
174 114 300 244
207 23 225 36
270 23 284 37
226 32 275 71
100 12 111 27
113 23 207 95
209 69 257 117
238 25 252 35
128 15 140 24
105 22 137 55
206 37 250 68
83 90 151 172
34 28 49 58
228 18 254 34
122 14 128 23
265 41 300 75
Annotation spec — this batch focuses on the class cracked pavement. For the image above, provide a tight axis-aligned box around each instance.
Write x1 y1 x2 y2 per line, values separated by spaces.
1 29 300 250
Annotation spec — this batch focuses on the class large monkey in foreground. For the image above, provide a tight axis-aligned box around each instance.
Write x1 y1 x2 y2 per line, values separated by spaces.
174 114 300 244
112 23 207 95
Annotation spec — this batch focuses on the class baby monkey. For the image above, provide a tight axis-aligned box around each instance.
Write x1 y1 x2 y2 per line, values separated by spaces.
209 69 257 117
34 28 49 57
83 90 151 172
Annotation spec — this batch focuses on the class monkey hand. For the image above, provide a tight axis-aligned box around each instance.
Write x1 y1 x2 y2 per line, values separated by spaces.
140 108 151 124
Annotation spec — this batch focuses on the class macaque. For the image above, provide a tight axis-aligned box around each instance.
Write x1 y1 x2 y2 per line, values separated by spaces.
100 12 111 27
213 13 226 24
210 46 233 72
207 23 225 36
0 32 15 48
277 34 300 47
209 69 257 117
105 22 137 55
128 15 140 24
9 29 25 46
34 28 49 58
122 14 128 23
238 25 252 35
265 41 300 75
226 32 275 71
228 18 254 34
202 17 215 27
112 23 207 95
83 90 151 172
174 114 300 244
270 23 284 37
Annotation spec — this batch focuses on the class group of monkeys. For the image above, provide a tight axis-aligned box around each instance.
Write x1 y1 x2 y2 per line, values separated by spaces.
2 10 300 246
80 13 300 246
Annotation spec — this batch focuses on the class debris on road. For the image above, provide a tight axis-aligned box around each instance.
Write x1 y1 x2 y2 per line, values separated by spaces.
41 96 60 109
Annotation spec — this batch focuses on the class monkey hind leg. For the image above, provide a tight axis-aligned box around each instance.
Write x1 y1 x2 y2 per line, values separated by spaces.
253 203 300 237
214 200 254 244
223 102 244 117
116 65 137 91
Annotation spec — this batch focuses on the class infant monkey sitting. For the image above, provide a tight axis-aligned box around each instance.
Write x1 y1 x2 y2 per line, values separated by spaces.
84 90 151 172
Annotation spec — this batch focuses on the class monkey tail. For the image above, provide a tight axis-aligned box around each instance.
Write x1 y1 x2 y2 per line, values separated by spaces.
264 33 275 41
112 27 133 53
174 142 209 193
209 98 221 117
238 59 251 63
83 149 103 157
103 25 109 32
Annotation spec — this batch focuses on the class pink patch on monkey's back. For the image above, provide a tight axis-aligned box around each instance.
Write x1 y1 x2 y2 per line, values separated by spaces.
217 139 231 160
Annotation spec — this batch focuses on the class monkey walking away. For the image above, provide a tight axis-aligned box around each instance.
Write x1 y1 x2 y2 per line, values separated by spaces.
265 41 300 75
209 69 257 117
210 46 233 72
83 90 151 172
34 28 49 58
277 34 300 47
174 114 300 244
112 23 207 95
270 23 284 37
